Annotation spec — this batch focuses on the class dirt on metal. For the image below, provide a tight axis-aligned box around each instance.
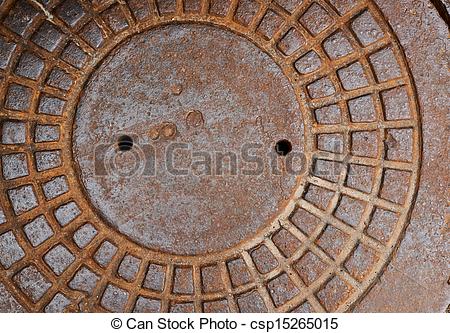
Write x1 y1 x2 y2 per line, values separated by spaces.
0 0 448 313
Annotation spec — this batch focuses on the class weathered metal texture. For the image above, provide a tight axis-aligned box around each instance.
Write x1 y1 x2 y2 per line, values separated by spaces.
73 23 304 256
0 0 446 313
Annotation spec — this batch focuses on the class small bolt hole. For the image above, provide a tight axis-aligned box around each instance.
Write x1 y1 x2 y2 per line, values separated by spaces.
275 139 292 156
118 135 133 152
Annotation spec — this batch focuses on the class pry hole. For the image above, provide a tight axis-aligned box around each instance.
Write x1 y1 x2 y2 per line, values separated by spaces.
275 139 292 156
118 135 133 151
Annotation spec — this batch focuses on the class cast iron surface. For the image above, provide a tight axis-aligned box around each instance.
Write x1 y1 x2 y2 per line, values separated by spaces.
0 0 447 313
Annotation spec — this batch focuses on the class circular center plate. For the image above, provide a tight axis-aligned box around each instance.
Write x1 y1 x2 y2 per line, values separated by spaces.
73 24 304 255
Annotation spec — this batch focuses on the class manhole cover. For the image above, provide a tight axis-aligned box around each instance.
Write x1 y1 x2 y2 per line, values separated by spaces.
0 0 446 313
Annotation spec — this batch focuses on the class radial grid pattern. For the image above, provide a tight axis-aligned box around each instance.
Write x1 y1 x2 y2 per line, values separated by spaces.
0 0 421 313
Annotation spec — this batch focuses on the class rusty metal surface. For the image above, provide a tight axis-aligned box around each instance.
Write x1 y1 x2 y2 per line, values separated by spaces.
73 23 303 255
0 0 447 313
